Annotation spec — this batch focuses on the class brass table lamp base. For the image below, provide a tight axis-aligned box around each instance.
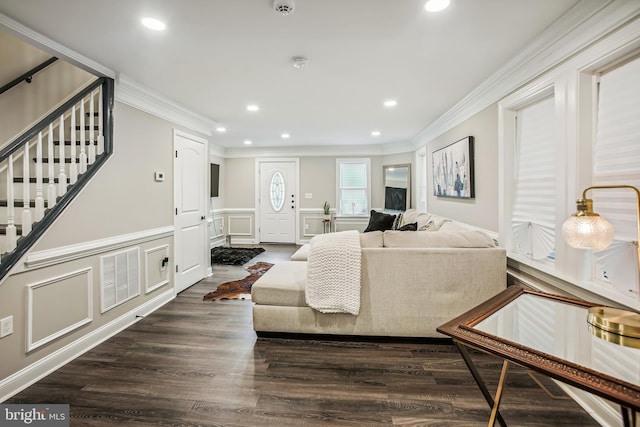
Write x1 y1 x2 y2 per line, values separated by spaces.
587 306 640 349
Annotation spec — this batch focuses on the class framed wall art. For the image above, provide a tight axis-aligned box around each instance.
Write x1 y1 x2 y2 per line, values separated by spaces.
432 136 475 199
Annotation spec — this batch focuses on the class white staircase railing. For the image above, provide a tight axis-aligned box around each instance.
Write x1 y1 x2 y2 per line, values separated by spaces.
0 77 113 281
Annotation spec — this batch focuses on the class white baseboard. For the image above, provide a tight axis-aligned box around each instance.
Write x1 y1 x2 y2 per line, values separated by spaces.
229 238 257 245
0 288 174 403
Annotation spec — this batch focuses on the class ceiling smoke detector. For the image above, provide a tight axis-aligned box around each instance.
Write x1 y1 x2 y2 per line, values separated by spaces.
273 0 295 16
291 56 308 69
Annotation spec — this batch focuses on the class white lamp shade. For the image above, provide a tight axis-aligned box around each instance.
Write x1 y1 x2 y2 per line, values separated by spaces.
561 215 614 250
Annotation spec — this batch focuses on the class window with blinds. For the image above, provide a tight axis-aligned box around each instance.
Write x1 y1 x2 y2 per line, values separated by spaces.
511 96 556 261
337 159 370 216
592 56 640 295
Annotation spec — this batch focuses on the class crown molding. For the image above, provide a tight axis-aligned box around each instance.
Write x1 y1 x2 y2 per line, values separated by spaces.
0 13 115 78
115 74 218 137
411 0 640 149
223 140 414 158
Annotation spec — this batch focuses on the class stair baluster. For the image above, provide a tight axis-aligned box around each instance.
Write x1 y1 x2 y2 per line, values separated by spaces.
70 105 77 184
0 77 113 282
6 156 17 251
47 123 56 208
58 114 67 196
35 132 44 221
79 98 87 173
22 142 32 235
89 91 96 165
98 86 104 156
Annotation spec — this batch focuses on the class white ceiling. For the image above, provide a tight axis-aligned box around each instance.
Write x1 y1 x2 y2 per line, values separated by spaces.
0 0 581 149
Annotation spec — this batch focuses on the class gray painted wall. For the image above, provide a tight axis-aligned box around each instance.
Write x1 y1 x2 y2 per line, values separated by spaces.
424 104 499 232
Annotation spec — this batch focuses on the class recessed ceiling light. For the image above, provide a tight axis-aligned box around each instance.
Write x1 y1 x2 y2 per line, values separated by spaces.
246 104 259 112
141 17 166 31
371 131 381 137
244 140 252 145
384 99 398 107
281 133 290 139
424 0 450 12
216 127 227 133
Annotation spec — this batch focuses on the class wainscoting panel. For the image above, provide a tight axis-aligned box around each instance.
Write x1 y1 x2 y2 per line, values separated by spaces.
27 268 93 352
334 218 369 233
144 245 170 294
228 215 253 236
302 215 324 237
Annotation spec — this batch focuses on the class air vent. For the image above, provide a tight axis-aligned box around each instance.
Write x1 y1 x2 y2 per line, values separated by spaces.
273 0 295 16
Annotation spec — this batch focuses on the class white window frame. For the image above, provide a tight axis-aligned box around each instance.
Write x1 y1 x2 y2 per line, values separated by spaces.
498 42 640 312
499 83 565 276
336 158 371 217
416 147 428 213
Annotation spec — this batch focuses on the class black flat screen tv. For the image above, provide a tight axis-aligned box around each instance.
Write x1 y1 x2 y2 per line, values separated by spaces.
210 163 220 197
385 186 406 211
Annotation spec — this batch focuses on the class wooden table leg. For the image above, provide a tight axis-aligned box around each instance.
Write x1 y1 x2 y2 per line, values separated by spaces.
454 341 508 427
489 360 510 427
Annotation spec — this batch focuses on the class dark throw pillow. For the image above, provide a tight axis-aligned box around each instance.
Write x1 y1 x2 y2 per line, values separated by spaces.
363 210 396 233
397 222 418 231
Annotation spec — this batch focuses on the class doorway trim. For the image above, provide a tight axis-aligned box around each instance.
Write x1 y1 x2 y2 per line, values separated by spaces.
254 158 300 245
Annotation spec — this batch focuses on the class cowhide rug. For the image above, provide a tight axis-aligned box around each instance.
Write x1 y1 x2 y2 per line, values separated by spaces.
203 261 274 301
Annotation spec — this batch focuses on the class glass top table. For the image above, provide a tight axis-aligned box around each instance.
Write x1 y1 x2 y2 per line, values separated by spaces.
437 285 640 427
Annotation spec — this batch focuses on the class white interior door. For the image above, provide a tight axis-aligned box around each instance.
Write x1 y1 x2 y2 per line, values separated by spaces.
174 131 207 293
259 161 297 243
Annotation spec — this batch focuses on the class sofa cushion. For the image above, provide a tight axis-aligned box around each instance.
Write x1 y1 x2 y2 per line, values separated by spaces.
383 230 496 248
418 214 451 231
360 230 383 248
397 222 417 231
401 209 435 230
251 261 308 307
363 210 396 232
290 244 310 261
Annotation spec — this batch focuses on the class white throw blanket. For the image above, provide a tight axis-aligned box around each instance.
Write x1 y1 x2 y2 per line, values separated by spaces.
305 230 361 315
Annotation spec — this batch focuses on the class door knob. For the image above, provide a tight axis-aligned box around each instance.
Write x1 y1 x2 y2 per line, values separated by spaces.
201 216 206 220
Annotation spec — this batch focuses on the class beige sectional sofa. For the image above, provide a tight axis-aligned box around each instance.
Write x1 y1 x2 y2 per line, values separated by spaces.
252 214 507 338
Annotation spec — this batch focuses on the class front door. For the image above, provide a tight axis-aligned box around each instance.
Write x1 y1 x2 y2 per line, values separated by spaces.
259 160 297 243
174 131 207 293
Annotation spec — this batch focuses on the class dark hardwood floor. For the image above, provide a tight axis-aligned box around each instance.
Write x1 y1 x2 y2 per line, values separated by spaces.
8 244 599 426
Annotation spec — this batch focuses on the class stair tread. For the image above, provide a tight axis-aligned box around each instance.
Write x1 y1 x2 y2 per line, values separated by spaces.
13 177 70 183
32 157 82 163
0 199 50 208
53 140 96 146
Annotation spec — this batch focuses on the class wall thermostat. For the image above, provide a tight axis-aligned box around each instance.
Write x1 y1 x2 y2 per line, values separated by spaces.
155 172 165 182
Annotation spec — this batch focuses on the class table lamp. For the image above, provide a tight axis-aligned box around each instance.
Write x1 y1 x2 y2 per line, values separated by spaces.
561 185 640 341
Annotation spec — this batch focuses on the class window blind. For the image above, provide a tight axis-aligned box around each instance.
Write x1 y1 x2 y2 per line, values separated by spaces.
594 56 640 241
338 160 369 215
512 96 556 260
592 56 640 291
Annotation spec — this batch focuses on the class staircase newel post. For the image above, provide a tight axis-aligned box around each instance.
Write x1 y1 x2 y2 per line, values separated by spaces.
79 97 87 174
47 123 56 208
35 132 44 221
89 91 96 164
58 114 67 196
70 105 77 184
22 140 32 235
98 85 104 156
6 155 17 251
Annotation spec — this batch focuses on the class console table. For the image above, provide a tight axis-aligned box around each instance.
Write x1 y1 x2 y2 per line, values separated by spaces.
437 285 639 427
